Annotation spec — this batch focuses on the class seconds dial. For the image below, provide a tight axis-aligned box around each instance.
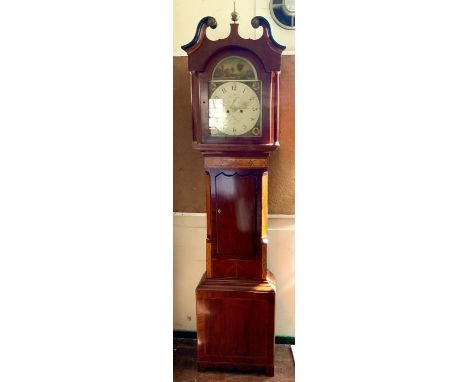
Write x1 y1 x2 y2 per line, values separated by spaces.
209 81 261 136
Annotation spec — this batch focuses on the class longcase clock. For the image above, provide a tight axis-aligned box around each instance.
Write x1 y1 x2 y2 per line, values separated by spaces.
182 13 285 376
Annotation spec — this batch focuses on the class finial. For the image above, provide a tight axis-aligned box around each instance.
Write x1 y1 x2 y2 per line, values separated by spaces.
231 1 239 23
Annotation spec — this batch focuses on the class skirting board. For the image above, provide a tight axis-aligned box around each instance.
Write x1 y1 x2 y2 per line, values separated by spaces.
173 330 295 345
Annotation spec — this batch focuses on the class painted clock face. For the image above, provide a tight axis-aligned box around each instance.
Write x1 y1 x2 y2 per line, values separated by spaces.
207 55 262 138
208 81 261 136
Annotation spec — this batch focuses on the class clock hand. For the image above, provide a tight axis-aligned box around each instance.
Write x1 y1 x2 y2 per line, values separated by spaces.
230 97 239 111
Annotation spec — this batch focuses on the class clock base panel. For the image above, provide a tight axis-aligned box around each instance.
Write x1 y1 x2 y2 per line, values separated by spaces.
195 272 276 376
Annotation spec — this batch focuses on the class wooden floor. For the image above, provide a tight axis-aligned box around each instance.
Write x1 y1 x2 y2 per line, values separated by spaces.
173 338 295 381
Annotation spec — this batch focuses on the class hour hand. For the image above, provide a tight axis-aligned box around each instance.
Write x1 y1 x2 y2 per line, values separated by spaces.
230 97 239 111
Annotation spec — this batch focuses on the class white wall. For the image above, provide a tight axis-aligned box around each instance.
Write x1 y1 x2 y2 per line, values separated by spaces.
173 213 295 336
173 0 295 56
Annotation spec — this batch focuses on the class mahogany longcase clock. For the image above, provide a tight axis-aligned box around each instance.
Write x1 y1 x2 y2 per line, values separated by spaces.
182 13 285 376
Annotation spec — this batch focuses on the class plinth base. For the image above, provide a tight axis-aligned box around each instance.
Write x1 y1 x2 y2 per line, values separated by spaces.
195 271 276 376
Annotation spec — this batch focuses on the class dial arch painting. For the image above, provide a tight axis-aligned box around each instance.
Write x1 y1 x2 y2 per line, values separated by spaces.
212 56 258 80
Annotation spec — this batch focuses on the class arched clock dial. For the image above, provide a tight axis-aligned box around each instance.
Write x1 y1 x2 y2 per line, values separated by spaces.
208 81 261 137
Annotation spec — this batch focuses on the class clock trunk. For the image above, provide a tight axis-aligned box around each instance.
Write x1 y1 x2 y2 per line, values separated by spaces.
207 167 266 280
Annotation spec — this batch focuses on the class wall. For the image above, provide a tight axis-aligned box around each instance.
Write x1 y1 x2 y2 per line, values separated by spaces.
173 0 295 337
173 213 295 336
